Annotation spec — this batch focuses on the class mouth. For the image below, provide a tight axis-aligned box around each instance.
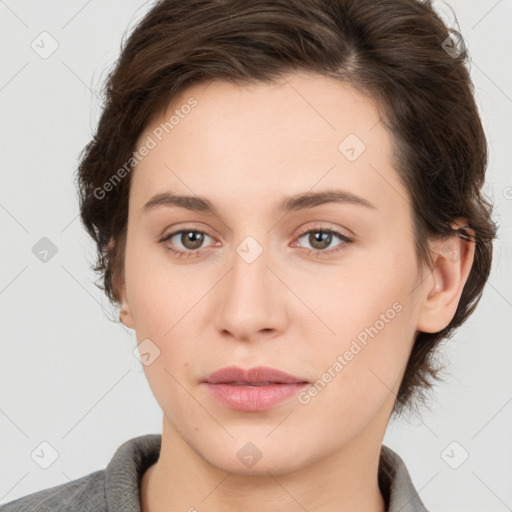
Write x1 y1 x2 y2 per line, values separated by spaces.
201 366 310 412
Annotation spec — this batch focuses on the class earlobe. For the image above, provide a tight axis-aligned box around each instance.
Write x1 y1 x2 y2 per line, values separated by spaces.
119 305 135 329
107 235 135 329
416 221 476 334
117 281 135 329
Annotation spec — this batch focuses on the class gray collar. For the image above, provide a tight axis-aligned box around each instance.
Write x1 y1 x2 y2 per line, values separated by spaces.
379 444 430 511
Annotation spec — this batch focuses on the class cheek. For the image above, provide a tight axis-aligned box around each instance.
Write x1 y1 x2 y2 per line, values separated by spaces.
123 233 188 335
141 357 207 441
124 239 215 376
297 299 417 440
300 249 419 408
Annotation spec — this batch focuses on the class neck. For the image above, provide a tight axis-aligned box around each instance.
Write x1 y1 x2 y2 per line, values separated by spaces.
140 417 388 512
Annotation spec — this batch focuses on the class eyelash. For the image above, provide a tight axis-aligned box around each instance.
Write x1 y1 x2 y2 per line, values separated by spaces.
159 225 354 259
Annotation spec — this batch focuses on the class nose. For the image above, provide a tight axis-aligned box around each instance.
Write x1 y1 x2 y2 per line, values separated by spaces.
213 238 288 342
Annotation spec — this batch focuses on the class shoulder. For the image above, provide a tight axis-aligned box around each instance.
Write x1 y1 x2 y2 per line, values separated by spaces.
379 444 432 512
0 470 106 512
0 434 161 512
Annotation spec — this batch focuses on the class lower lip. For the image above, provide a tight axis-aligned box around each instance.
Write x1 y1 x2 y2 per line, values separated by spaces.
204 382 308 412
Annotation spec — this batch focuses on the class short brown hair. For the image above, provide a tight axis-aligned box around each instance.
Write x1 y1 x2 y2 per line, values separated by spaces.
76 0 497 416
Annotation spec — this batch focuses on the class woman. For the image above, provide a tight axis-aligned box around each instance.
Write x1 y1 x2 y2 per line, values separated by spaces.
2 0 497 511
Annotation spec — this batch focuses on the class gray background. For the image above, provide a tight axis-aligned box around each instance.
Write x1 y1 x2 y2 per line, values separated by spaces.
1 0 511 510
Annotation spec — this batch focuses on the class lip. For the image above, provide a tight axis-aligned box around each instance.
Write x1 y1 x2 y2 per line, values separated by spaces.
203 365 308 385
202 366 309 412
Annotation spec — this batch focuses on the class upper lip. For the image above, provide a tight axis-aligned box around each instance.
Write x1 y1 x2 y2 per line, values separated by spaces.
203 366 309 384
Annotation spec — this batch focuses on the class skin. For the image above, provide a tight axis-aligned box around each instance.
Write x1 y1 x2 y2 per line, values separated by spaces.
116 71 475 512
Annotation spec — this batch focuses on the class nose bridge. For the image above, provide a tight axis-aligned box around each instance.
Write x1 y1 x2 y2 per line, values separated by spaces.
213 232 284 339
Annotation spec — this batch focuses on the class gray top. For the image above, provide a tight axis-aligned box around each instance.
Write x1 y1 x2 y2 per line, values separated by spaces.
1 434 430 511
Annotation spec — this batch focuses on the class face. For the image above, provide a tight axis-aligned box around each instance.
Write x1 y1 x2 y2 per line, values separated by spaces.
119 72 427 475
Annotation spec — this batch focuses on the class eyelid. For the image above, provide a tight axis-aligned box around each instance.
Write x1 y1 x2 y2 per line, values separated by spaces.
160 222 214 239
293 222 354 241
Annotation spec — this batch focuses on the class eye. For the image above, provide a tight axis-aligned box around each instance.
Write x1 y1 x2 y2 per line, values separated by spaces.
293 226 353 256
159 224 354 259
159 227 217 258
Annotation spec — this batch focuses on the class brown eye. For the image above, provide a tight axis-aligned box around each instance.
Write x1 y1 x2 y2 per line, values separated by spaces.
160 229 215 257
296 228 352 254
304 231 333 250
178 230 205 250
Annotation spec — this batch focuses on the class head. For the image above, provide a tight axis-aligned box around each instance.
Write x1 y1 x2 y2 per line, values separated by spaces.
77 0 496 473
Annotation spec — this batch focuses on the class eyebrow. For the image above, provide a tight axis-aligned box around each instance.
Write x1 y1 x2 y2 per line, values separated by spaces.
142 189 376 216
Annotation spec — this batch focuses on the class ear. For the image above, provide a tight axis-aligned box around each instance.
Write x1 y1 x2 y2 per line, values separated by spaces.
118 281 135 330
107 236 135 330
416 220 476 334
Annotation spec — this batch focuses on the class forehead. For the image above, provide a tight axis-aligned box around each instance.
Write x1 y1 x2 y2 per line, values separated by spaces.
130 72 408 221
